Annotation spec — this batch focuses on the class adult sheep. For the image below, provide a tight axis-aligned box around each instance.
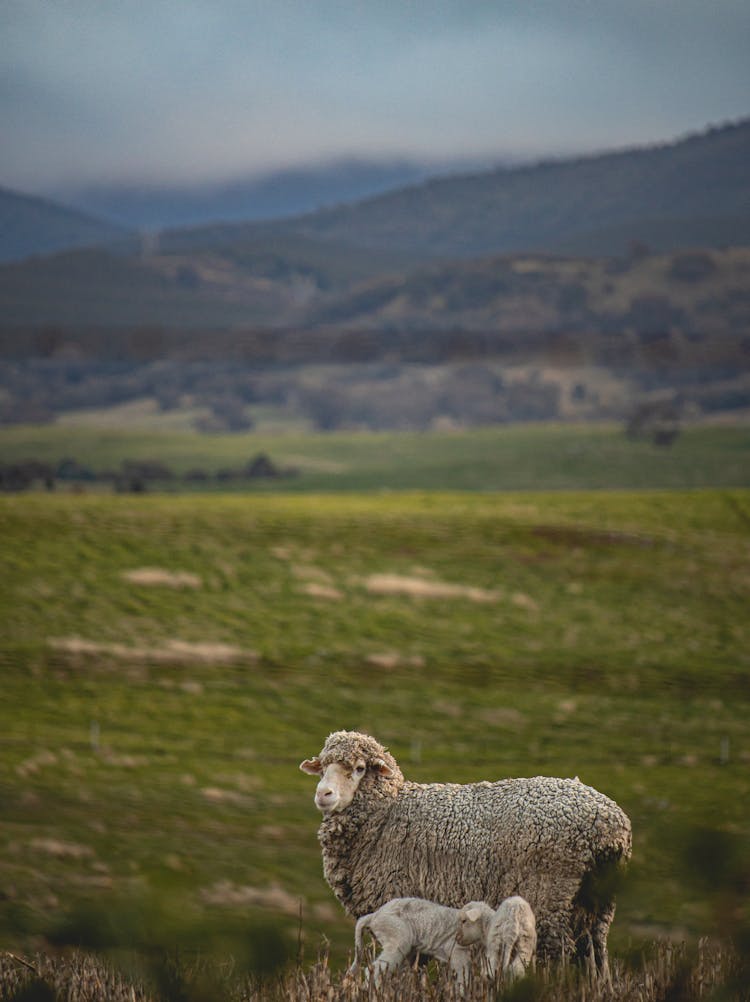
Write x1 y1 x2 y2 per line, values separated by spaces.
300 730 631 976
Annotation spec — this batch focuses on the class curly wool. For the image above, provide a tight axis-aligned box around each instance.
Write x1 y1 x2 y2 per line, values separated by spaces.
311 730 632 964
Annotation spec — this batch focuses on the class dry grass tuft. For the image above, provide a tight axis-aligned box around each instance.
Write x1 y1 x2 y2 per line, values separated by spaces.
0 951 151 1001
1 938 746 1002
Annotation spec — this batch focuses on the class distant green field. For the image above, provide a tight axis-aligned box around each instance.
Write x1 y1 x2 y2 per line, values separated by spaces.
1 490 748 968
1 420 750 490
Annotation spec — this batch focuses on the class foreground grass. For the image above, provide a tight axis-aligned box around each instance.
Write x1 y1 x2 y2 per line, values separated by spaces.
1 421 750 490
0 490 748 984
1 939 747 1002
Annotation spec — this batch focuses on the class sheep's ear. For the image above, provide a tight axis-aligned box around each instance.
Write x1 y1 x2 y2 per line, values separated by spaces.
464 907 483 922
300 757 323 775
372 758 394 777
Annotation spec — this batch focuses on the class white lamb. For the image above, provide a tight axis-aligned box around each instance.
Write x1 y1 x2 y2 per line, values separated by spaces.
457 896 537 981
348 896 473 988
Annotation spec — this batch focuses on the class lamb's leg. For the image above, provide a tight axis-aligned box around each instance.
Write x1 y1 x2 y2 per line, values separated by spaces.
371 945 410 985
506 950 527 982
448 947 473 995
347 914 372 976
366 915 412 985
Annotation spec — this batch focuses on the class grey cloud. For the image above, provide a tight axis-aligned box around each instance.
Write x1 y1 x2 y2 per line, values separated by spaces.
0 0 747 190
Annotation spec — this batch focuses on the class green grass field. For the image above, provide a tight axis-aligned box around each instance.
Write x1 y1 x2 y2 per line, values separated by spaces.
2 420 750 490
1 488 748 979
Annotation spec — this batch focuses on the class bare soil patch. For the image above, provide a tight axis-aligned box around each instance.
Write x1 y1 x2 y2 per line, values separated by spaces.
290 564 344 599
120 567 202 587
532 525 656 548
200 881 301 916
49 637 257 664
363 573 502 603
365 651 426 669
200 787 255 808
28 838 94 860
300 582 344 600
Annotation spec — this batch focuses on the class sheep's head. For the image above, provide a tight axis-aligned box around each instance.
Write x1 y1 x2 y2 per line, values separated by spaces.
456 901 494 946
299 730 403 814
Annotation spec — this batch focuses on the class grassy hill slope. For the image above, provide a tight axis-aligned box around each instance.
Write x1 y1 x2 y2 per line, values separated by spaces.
0 247 292 328
2 422 750 490
0 231 423 329
0 186 129 264
1 489 748 970
308 245 750 338
271 119 750 258
1 239 749 344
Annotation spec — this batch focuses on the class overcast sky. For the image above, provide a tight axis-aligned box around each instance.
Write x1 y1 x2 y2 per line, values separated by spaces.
2 0 749 194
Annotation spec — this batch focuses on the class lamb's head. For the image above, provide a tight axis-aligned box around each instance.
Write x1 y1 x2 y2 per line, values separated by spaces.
300 730 404 814
456 901 495 946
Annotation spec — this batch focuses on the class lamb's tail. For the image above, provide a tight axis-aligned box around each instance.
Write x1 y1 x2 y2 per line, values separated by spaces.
349 913 373 973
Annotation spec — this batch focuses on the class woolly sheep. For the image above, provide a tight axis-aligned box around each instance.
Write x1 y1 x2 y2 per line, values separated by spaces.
300 730 631 976
457 896 536 981
348 897 473 988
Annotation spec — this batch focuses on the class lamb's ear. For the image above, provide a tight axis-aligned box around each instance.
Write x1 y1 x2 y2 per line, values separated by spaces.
300 757 323 775
464 907 483 922
372 757 394 777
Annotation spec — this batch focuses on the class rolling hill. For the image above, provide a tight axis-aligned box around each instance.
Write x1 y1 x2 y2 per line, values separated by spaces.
307 245 750 338
0 187 130 264
53 158 443 229
0 118 748 333
0 231 423 329
264 118 750 259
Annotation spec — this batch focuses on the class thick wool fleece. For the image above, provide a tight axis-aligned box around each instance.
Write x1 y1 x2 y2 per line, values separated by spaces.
311 731 631 965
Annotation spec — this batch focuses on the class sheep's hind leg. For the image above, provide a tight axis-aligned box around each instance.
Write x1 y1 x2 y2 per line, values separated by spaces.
591 905 615 985
577 930 597 985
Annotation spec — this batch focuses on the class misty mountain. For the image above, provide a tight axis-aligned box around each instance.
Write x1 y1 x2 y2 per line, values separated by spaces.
51 159 456 230
0 187 130 264
148 119 750 264
259 118 750 259
2 118 749 334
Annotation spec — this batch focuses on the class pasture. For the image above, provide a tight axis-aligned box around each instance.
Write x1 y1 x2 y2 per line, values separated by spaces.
0 486 748 997
1 419 750 490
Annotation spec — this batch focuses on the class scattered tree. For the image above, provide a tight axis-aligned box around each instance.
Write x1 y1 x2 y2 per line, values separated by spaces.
625 399 682 446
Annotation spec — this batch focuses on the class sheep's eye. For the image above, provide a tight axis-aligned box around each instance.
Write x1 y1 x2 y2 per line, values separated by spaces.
353 764 366 776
